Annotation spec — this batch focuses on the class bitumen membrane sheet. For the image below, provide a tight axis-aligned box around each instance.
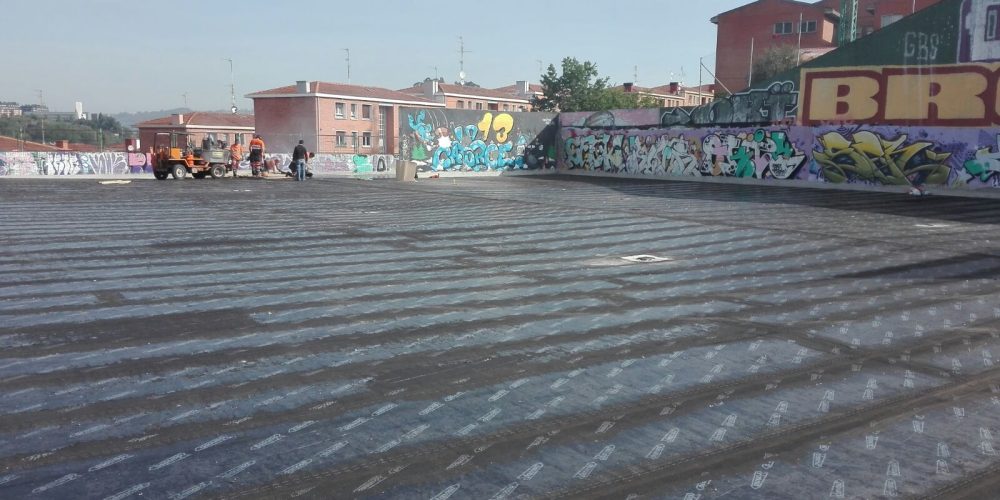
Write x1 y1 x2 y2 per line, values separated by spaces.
2 175 1000 499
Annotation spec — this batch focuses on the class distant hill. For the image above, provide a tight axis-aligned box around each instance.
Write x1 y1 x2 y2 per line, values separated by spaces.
112 108 246 127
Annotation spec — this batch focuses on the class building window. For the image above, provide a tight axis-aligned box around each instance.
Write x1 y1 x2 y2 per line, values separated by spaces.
336 131 346 147
518 106 526 112
457 100 464 109
351 131 358 149
235 133 244 145
475 102 483 110
362 132 372 147
335 102 345 119
800 20 816 33
774 22 793 34
988 6 1000 41
350 103 357 119
362 104 372 119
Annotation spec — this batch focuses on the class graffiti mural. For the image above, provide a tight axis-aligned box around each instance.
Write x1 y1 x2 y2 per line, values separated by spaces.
560 123 1000 191
562 128 808 180
661 81 799 127
813 130 952 186
963 134 1000 184
400 108 557 172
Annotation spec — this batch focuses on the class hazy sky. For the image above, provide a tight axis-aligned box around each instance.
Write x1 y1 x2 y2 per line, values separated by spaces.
5 0 749 113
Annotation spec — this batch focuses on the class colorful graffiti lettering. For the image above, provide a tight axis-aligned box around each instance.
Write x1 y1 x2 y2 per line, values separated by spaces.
403 108 556 172
563 128 806 180
813 131 952 186
662 81 799 127
963 134 1000 184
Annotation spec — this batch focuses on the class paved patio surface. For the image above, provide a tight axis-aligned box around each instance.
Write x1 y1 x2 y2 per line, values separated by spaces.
2 175 1000 499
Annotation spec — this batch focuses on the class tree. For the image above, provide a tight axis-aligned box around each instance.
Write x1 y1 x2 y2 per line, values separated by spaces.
533 57 658 112
751 45 799 85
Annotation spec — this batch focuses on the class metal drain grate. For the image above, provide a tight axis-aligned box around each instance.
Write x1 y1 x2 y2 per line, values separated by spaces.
620 254 671 263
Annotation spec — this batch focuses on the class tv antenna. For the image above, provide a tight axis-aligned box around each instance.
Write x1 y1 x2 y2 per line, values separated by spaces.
458 36 471 84
344 48 351 83
225 58 237 113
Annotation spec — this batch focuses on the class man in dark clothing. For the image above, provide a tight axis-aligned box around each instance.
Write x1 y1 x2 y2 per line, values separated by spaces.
292 140 308 181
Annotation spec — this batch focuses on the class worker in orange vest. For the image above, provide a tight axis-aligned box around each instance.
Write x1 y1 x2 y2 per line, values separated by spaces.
229 141 244 178
248 134 266 177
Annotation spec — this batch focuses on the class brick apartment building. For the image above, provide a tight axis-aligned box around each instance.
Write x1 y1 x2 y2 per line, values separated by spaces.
616 82 717 107
135 112 255 153
247 81 443 155
712 0 943 93
399 80 535 111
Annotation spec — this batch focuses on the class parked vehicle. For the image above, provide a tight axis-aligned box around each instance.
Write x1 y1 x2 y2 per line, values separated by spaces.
152 132 232 180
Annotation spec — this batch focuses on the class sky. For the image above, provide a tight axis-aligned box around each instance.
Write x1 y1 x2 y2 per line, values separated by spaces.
3 0 750 114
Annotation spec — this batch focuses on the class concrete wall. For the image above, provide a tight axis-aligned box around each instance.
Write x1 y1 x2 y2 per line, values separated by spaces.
399 107 557 172
559 122 1000 191
0 152 396 177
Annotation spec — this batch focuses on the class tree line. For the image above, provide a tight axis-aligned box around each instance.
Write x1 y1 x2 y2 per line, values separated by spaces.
0 114 133 147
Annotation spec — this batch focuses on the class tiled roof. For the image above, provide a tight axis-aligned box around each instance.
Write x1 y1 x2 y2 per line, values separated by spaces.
492 83 544 94
0 135 61 151
248 82 440 104
435 84 531 100
135 112 255 128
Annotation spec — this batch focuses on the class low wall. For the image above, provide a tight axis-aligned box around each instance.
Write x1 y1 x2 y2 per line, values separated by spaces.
0 152 398 177
559 123 1000 192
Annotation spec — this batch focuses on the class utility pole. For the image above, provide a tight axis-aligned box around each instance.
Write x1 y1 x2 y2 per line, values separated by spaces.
537 59 543 75
225 58 237 113
634 65 638 83
182 92 188 108
796 12 804 65
36 89 44 106
344 48 351 83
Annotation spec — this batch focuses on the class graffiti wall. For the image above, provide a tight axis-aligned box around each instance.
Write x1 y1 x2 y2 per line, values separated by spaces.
399 108 557 172
560 124 1000 190
0 152 395 177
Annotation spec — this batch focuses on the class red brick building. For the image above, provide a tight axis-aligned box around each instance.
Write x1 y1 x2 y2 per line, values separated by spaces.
135 112 255 153
247 81 442 155
616 82 716 107
711 0 943 93
399 80 534 112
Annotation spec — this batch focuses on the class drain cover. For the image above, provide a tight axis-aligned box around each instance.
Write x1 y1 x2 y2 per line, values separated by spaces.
620 254 671 263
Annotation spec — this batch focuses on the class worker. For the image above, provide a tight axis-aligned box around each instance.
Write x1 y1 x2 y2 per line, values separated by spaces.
229 140 244 178
248 134 266 177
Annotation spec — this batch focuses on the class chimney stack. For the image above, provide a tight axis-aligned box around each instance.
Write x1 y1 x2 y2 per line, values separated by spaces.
296 80 311 93
669 82 680 93
623 82 634 92
55 140 70 150
516 80 529 95
172 114 184 125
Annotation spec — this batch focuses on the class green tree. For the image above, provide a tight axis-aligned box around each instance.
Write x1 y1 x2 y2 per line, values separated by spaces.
751 45 799 85
532 57 659 112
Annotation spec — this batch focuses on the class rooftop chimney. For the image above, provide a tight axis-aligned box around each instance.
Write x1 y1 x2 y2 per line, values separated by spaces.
55 140 70 150
296 81 311 93
172 114 184 125
623 82 634 92
516 80 529 95
668 82 680 93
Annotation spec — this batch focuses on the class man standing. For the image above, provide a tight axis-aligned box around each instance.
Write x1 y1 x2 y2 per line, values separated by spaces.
248 134 266 177
229 140 243 178
292 139 308 181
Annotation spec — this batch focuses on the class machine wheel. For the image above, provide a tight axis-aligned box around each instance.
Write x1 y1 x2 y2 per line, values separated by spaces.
153 171 169 180
171 164 187 179
209 164 225 179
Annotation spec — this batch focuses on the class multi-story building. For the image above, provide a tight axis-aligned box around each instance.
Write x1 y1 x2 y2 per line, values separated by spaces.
617 82 716 107
247 81 442 155
399 80 534 111
711 0 943 93
0 102 22 118
135 112 255 153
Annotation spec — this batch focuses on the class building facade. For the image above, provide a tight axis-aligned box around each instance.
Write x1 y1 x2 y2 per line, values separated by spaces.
617 82 716 107
135 112 255 153
399 80 534 112
247 81 443 155
712 0 943 93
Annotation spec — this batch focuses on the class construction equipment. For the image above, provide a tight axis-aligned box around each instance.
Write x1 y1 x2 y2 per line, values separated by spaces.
152 132 232 180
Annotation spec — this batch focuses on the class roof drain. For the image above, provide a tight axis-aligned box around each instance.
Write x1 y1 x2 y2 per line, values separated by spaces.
620 254 671 263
